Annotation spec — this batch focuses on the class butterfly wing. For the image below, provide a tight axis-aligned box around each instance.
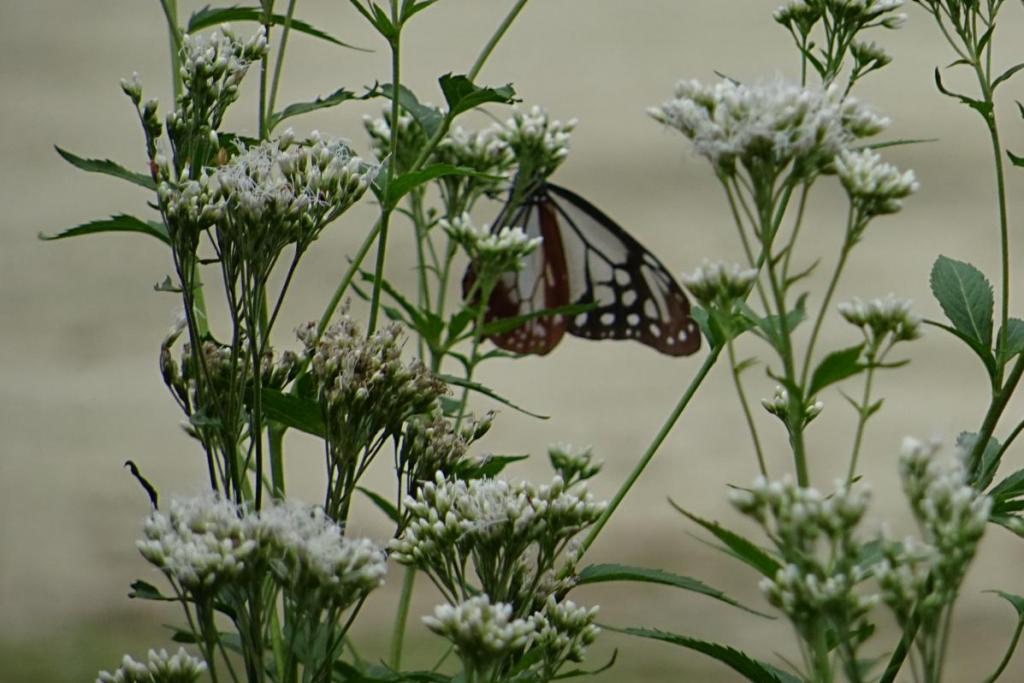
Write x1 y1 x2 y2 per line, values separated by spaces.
466 182 700 357
544 183 700 357
464 191 571 355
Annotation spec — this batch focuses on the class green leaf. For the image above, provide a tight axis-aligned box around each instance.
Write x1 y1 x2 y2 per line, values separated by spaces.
383 164 493 209
40 214 170 245
998 319 1024 365
958 431 1002 489
269 87 356 131
989 468 1024 510
437 374 548 420
740 293 807 348
993 62 1024 91
980 591 1024 683
924 319 997 379
576 564 772 617
934 68 993 117
55 146 156 190
128 580 175 602
260 389 324 438
616 627 799 683
808 343 865 397
356 270 442 345
455 454 529 479
357 487 400 525
930 255 994 349
669 501 781 578
188 6 363 49
376 83 443 137
689 305 722 349
438 73 516 118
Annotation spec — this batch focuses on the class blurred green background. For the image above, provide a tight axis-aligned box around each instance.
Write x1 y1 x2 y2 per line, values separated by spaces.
5 1 1024 680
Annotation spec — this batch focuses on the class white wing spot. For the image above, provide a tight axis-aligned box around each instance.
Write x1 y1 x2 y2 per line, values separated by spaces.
644 300 658 319
615 269 630 286
666 337 675 345
650 324 661 338
601 312 615 326
574 313 588 326
622 289 637 306
627 313 640 326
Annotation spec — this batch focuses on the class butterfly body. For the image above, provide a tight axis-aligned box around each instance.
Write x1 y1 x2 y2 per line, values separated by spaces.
467 182 700 357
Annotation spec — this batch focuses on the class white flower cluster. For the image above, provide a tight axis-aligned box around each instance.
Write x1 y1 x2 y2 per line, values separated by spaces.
96 648 207 683
392 474 605 566
760 385 824 425
548 443 603 484
296 317 445 442
169 26 269 134
138 495 387 606
442 213 542 279
732 477 876 625
649 78 888 176
838 293 922 345
774 0 906 28
424 595 537 662
835 148 918 216
499 105 577 178
436 125 515 179
680 259 758 308
256 501 387 609
216 133 371 245
534 596 601 666
138 494 257 591
362 105 430 171
873 438 989 618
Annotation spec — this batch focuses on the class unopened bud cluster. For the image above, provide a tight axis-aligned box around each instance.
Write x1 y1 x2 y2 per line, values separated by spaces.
297 317 445 445
434 125 515 210
363 105 430 173
548 443 603 484
732 477 877 629
838 294 922 346
96 648 207 683
880 437 991 613
681 259 758 309
424 595 537 666
499 105 576 179
835 148 918 217
774 0 906 32
761 385 823 426
443 213 542 281
397 410 494 497
649 78 888 178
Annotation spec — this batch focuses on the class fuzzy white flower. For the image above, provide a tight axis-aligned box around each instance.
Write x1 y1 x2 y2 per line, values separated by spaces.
423 595 537 659
680 259 758 307
500 105 577 177
650 78 889 175
442 212 542 275
835 148 917 215
96 648 207 683
838 293 922 343
137 494 258 591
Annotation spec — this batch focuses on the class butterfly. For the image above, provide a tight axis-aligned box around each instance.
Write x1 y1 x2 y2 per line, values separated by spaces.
465 181 701 357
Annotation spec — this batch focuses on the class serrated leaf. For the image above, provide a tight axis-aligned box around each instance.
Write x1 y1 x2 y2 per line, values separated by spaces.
129 580 174 601
382 164 492 209
438 73 516 118
438 374 548 420
375 83 443 137
40 214 170 245
616 627 799 683
188 6 363 49
998 319 1024 364
269 87 356 130
924 318 997 379
55 146 156 190
260 389 324 438
669 501 781 578
577 564 772 617
357 487 400 525
808 343 865 396
930 255 994 350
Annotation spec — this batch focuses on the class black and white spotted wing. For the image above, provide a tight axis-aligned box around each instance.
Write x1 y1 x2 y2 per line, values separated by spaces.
474 182 701 357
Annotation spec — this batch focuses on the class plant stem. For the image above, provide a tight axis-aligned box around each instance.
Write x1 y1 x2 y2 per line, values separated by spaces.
388 566 417 669
846 363 876 484
727 338 767 476
466 0 530 81
969 354 1024 476
158 0 183 101
266 0 299 131
576 346 722 558
317 222 382 336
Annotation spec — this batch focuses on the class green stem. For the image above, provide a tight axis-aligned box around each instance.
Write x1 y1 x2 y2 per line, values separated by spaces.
576 346 722 558
388 566 417 669
157 0 183 101
726 338 767 476
846 363 876 484
879 611 921 683
800 228 854 390
982 610 1024 683
466 0 530 81
266 0 299 131
269 422 286 497
317 221 382 336
969 354 1024 476
810 624 833 683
